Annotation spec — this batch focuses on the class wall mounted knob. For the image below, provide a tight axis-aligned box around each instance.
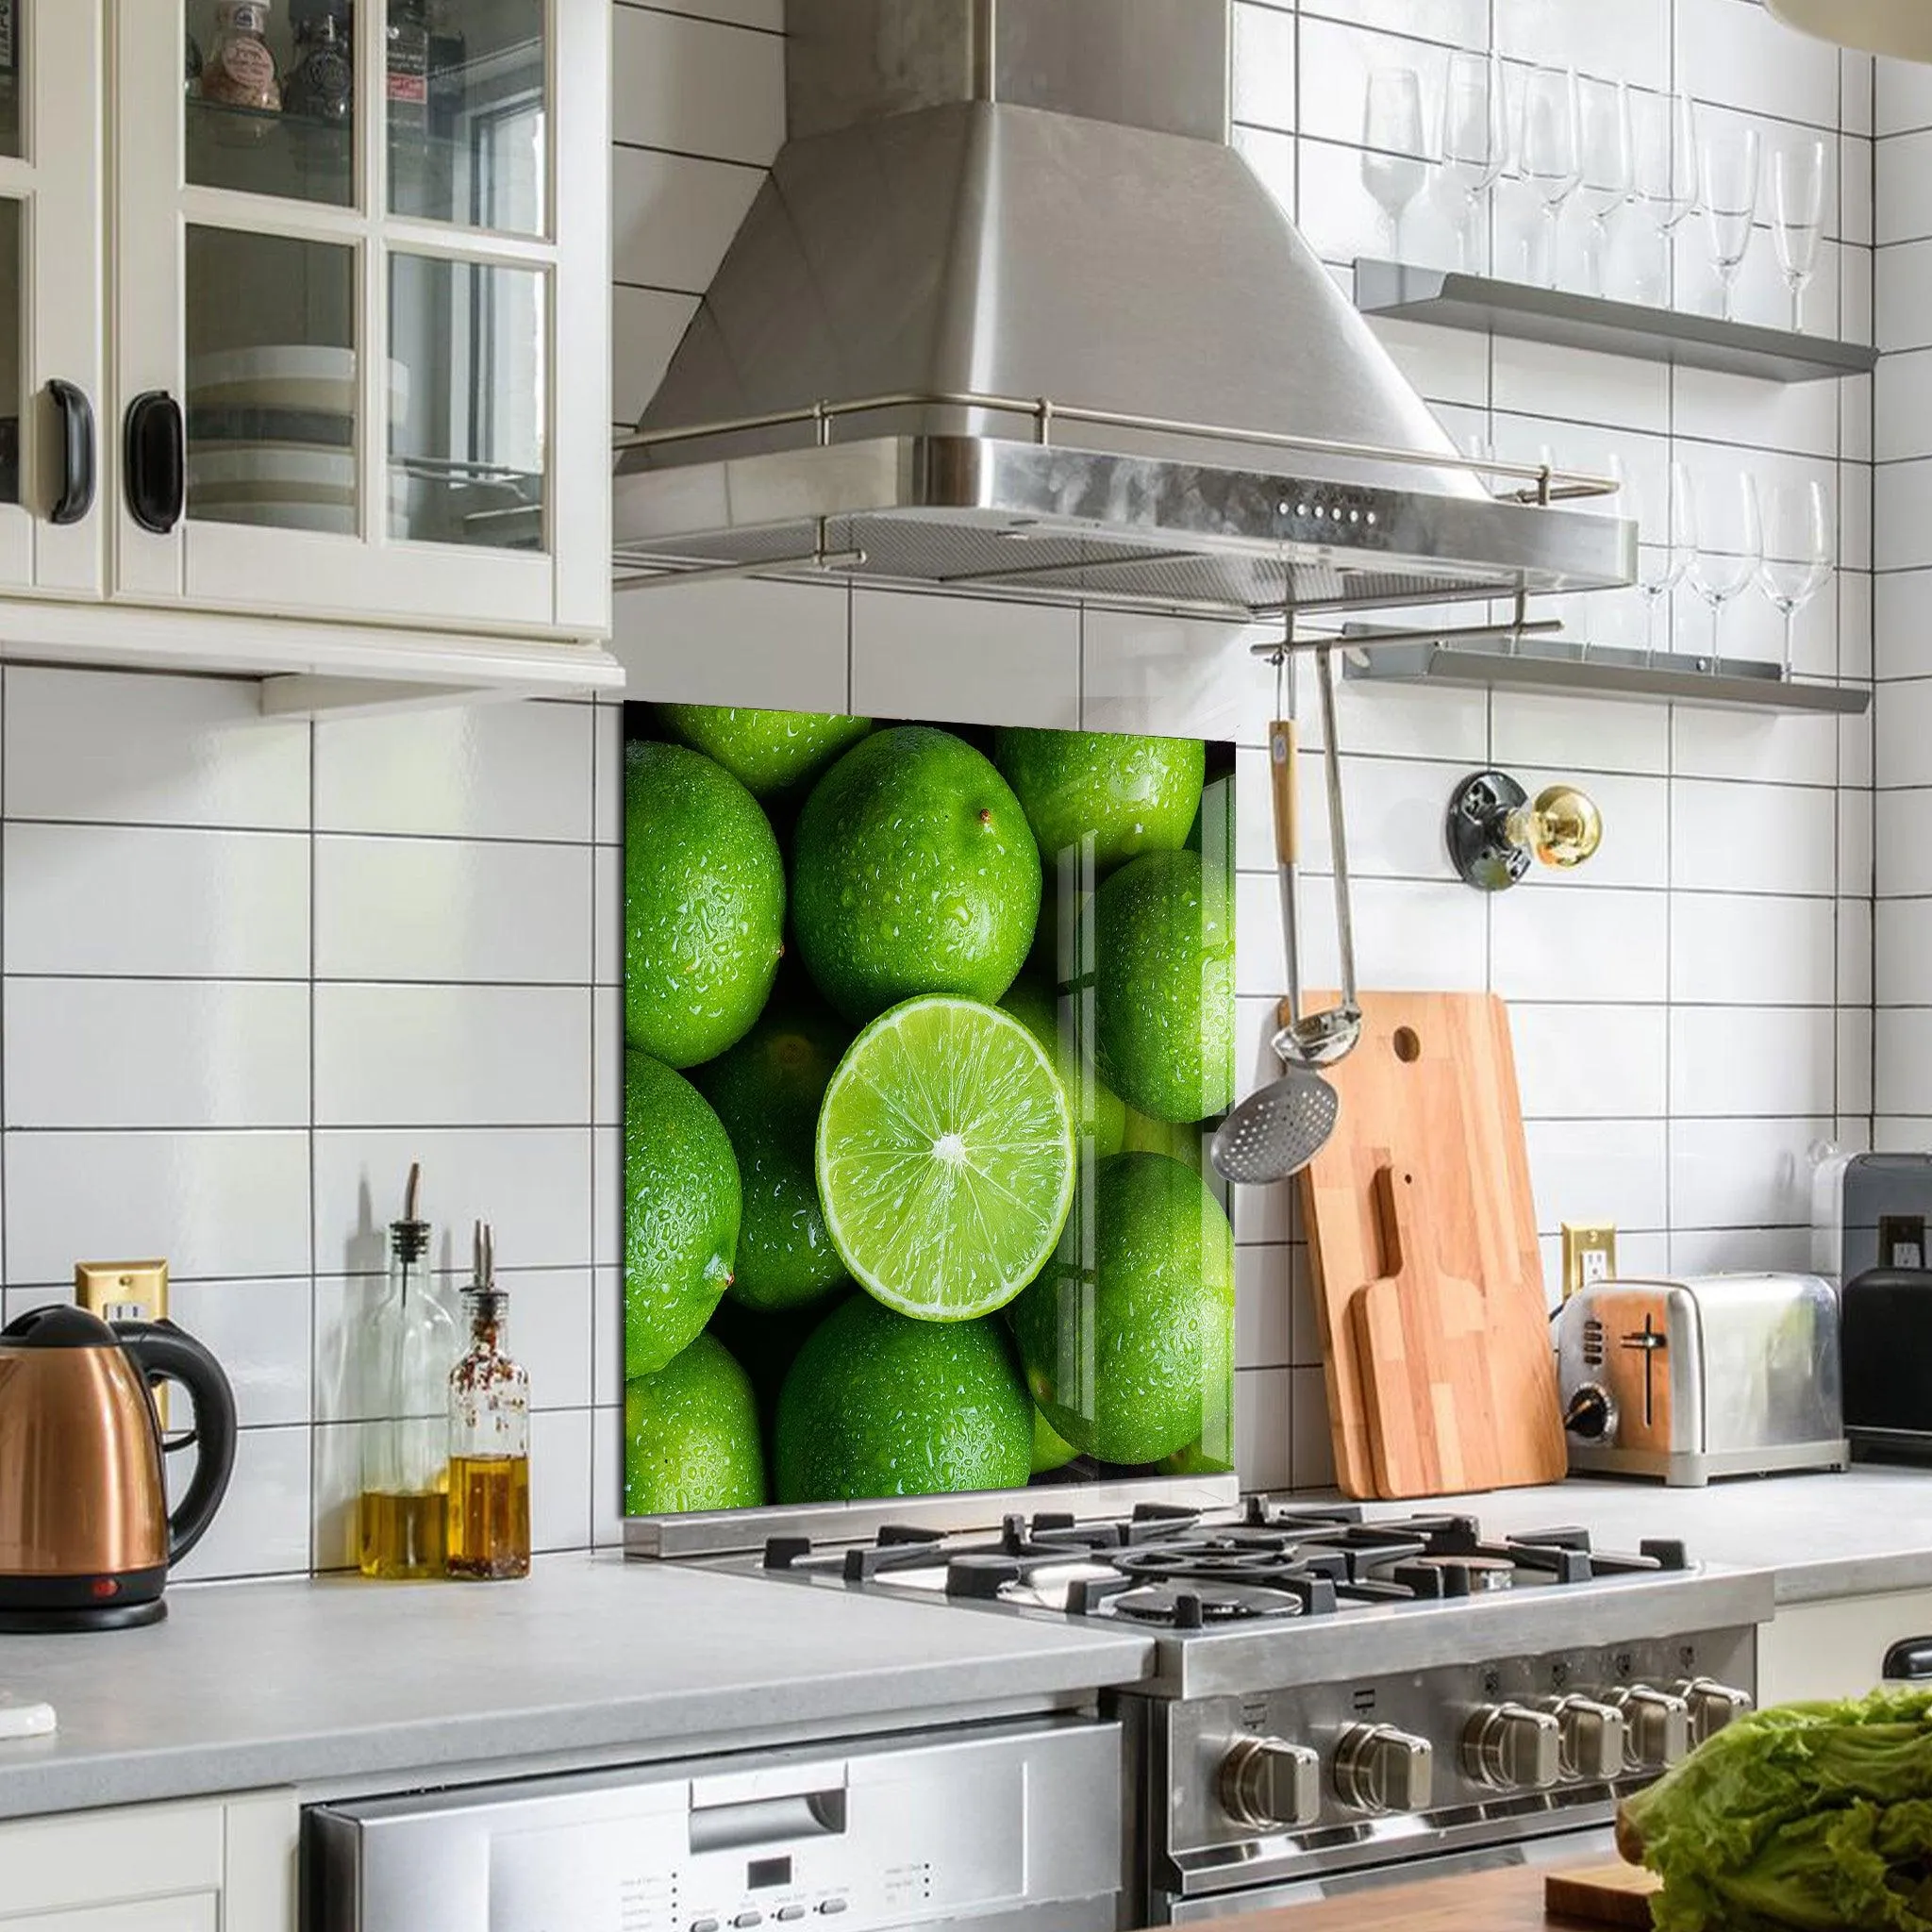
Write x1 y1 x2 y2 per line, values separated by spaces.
1335 1724 1433 1813
1446 769 1604 891
1219 1734 1322 1830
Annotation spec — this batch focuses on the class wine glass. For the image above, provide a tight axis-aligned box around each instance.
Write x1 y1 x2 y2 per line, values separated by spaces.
1440 50 1507 271
1759 478 1832 676
1361 67 1428 259
1629 458 1697 664
1772 137 1827 330
1521 65 1582 289
1690 471 1763 664
1576 77 1633 297
1631 87 1698 304
1700 123 1761 322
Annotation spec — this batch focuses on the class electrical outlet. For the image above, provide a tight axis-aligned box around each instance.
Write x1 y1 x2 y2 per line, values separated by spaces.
76 1260 170 1424
1561 1224 1617 1302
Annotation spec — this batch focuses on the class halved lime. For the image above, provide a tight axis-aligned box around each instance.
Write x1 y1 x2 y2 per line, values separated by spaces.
815 996 1075 1322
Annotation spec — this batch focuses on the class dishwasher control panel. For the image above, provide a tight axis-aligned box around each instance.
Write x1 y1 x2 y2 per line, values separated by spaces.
305 1716 1120 1932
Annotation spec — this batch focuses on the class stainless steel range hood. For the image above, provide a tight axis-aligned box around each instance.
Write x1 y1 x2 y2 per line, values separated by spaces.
612 0 1634 621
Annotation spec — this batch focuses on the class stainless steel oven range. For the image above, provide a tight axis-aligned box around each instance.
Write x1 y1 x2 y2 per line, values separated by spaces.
749 1497 1775 1925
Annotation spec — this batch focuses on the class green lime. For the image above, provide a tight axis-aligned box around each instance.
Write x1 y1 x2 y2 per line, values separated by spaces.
654 705 872 801
625 1051 741 1375
997 976 1126 1158
1094 848 1235 1124
816 996 1074 1322
706 1293 834 1447
625 741 785 1069
1158 1437 1235 1476
1013 1151 1235 1466
1121 1106 1204 1173
791 725 1041 1023
691 1004 852 1312
774 1294 1032 1503
993 728 1205 872
625 1332 766 1513
1031 1407 1080 1475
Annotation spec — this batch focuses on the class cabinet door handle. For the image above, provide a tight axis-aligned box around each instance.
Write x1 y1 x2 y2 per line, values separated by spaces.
124 390 185 535
1884 1638 1932 1682
47 379 95 526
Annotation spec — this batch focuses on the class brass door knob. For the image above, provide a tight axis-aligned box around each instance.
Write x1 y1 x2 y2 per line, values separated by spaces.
1447 771 1603 891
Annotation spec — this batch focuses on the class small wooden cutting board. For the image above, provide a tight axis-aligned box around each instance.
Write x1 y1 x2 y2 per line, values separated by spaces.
1544 1865 1662 1928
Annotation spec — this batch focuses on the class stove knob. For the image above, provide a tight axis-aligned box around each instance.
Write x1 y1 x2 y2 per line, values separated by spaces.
1607 1687 1691 1771
1334 1724 1434 1814
1541 1695 1627 1782
1219 1734 1322 1831
1674 1677 1753 1743
1462 1704 1560 1791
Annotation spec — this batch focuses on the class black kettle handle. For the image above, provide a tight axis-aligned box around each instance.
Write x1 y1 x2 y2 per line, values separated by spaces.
115 1320 237 1566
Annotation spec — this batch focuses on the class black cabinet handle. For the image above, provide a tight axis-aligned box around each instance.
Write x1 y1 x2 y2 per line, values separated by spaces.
47 380 94 526
1883 1638 1932 1681
124 390 184 535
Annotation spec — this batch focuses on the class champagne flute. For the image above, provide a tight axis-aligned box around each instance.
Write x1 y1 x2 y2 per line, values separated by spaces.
1631 458 1697 664
1759 477 1832 676
1576 77 1633 297
1772 137 1827 331
1700 123 1761 322
1521 65 1582 289
1631 88 1698 304
1440 50 1507 271
1361 67 1428 259
1690 471 1762 664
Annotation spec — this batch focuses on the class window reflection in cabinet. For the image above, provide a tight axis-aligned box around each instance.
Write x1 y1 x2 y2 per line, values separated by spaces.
184 225 360 535
389 250 545 549
390 0 545 236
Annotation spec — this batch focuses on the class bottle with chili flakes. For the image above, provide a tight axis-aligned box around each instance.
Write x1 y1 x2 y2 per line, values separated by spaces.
200 2 283 114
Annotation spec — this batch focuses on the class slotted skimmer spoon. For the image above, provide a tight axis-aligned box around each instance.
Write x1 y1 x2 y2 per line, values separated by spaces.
1210 642 1362 1187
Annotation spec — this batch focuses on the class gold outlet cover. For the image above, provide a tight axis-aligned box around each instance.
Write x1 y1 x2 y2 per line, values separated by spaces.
75 1260 171 1425
1560 1224 1617 1303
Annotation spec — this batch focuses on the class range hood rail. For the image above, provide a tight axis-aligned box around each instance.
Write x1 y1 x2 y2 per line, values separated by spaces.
616 389 1619 506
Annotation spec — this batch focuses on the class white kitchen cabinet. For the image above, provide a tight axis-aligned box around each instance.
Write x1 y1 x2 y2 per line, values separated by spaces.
0 1789 295 1929
1757 1587 1932 1704
0 1 617 707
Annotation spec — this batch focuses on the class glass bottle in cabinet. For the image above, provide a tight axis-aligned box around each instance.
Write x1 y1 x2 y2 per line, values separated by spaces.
358 1164 457 1580
188 0 353 208
446 1224 530 1581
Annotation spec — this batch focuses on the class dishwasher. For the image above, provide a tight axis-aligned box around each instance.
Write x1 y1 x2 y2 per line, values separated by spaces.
304 1713 1124 1932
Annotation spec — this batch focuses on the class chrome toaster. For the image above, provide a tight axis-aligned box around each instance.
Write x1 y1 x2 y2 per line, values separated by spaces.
1555 1274 1848 1487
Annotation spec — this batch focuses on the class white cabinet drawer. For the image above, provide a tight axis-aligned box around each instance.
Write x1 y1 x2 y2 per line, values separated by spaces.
1758 1587 1932 1704
0 1805 222 1917
0 1899 217 1932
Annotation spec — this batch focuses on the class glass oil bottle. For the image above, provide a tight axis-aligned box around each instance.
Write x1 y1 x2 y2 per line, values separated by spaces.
358 1163 457 1578
446 1223 531 1580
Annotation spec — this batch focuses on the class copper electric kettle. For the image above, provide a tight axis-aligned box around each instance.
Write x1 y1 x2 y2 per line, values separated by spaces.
0 1306 237 1631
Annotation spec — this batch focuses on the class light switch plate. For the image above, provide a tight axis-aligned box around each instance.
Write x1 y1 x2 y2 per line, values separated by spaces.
1560 1224 1617 1302
75 1259 169 1424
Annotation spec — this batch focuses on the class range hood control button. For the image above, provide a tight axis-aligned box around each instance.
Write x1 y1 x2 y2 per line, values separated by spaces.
1541 1694 1627 1781
1463 1703 1561 1790
1219 1734 1322 1830
1335 1724 1434 1813
1607 1687 1691 1770
1675 1677 1753 1743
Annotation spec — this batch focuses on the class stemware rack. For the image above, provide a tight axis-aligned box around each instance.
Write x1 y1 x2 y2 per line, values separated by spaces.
1354 259 1878 385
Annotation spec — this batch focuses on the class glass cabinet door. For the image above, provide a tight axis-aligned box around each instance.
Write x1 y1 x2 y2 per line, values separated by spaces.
114 0 606 638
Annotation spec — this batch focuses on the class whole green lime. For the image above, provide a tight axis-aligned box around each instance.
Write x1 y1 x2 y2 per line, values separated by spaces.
625 1051 741 1376
625 1332 766 1514
655 705 873 801
993 728 1205 872
774 1295 1033 1504
1031 1407 1080 1475
791 726 1041 1023
997 976 1126 1158
691 1005 851 1312
625 741 785 1069
1094 848 1235 1124
1013 1151 1235 1467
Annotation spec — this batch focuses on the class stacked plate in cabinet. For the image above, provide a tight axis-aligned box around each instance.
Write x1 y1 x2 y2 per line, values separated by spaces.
185 347 410 535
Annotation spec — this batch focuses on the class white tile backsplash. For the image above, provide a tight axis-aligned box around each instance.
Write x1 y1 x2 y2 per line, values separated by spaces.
0 0 1883 1578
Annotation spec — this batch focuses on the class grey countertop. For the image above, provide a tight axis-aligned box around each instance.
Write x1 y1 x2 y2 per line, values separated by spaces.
1370 1464 1932 1605
0 1553 1152 1822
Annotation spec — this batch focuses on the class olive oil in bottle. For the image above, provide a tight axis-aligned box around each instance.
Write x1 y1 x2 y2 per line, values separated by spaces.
446 1224 531 1581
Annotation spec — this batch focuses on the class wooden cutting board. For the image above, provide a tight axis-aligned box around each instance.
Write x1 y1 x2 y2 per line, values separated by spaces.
1542 1866 1661 1928
1350 1160 1505 1497
1300 991 1567 1498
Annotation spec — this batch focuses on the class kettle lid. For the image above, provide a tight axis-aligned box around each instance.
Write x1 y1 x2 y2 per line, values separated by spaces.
0 1304 119 1348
